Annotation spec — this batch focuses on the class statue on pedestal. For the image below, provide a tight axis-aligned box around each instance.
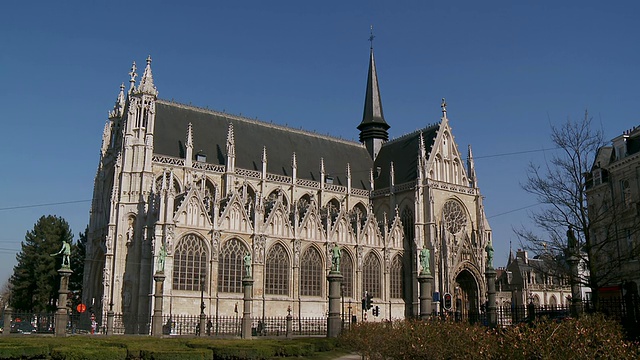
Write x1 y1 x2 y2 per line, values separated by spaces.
243 253 252 277
485 240 494 269
331 243 341 272
50 240 71 269
158 243 167 273
419 247 430 275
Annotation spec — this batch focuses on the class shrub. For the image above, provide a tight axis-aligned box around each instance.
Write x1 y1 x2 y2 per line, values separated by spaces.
50 346 127 360
0 345 49 359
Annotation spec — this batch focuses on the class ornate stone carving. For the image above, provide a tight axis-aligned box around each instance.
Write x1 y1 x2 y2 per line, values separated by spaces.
211 230 220 260
443 200 467 234
357 246 363 269
254 235 266 264
293 239 301 266
166 225 174 254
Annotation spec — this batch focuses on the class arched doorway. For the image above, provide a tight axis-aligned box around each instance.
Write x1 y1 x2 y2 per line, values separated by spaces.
454 269 480 322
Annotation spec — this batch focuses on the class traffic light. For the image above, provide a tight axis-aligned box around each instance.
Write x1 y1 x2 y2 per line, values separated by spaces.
365 292 374 310
443 293 452 310
373 306 380 317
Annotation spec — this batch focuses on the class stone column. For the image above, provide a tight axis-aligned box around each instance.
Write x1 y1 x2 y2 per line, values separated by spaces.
485 268 497 328
567 254 583 317
106 307 114 335
151 272 165 337
55 268 73 337
241 277 253 339
286 305 293 339
327 271 343 337
3 307 12 336
418 273 433 320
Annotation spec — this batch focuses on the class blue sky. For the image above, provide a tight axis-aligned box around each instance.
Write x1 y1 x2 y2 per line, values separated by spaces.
1 1 639 284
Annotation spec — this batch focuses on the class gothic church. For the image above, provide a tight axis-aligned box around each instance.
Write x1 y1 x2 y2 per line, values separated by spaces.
83 46 492 331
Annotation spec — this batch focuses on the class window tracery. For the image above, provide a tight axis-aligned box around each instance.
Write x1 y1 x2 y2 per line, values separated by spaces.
265 243 289 295
300 246 323 296
443 200 467 234
217 238 247 293
172 234 207 291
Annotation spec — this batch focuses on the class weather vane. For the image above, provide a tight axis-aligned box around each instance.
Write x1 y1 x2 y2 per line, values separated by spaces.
369 25 375 49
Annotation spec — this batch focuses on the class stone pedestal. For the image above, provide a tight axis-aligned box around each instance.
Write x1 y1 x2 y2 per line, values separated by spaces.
2 307 12 336
151 272 165 337
241 277 253 339
327 271 343 337
55 268 73 337
485 268 497 328
418 273 433 320
567 255 583 317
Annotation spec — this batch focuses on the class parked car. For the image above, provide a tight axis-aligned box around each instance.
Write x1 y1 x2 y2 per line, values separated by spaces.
10 321 36 334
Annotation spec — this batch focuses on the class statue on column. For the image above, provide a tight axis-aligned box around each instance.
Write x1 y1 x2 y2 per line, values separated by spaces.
243 253 252 277
419 247 431 275
485 240 494 269
158 243 167 273
331 243 341 272
50 240 71 269
567 226 578 251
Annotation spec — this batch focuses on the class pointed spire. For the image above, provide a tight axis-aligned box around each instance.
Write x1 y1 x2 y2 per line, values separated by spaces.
390 161 395 187
468 145 477 188
226 123 235 158
358 31 390 160
137 55 158 96
441 98 448 120
358 46 390 136
320 157 325 175
292 152 297 169
419 131 426 160
261 146 267 163
128 61 137 93
346 163 352 179
507 240 514 266
186 123 194 149
109 83 126 119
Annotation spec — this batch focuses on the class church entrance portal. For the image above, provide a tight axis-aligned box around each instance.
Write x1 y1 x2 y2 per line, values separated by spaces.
454 270 480 322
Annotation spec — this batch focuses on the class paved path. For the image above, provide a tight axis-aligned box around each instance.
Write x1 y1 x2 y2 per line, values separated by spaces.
333 353 362 360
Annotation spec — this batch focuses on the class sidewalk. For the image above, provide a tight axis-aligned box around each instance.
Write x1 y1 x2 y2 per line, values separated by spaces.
333 354 362 360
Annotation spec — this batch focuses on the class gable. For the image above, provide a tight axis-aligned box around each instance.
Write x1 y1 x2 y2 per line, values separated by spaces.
174 188 212 229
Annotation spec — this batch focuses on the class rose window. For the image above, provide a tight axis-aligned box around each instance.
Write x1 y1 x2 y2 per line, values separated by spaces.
443 200 466 234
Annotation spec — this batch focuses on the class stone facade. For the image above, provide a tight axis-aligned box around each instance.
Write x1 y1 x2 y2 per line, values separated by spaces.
83 50 492 331
586 126 640 296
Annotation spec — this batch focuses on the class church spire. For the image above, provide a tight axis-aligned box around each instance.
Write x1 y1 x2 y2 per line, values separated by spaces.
109 83 126 119
358 27 390 160
468 144 477 188
137 55 158 96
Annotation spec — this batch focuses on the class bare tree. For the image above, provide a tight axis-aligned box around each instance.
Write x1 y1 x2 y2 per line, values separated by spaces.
514 111 634 304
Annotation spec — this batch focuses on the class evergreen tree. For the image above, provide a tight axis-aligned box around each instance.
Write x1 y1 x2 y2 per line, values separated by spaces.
10 215 74 312
69 226 87 308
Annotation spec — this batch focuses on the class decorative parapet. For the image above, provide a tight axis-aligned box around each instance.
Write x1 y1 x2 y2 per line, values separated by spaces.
325 183 346 193
153 155 185 166
235 168 262 179
426 179 477 195
266 173 293 184
296 178 320 189
193 161 225 172
152 154 370 197
351 188 370 197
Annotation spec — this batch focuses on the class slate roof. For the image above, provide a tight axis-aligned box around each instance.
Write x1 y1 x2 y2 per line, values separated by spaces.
374 123 439 189
153 100 374 190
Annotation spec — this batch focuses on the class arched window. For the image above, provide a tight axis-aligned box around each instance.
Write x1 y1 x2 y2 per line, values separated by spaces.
390 254 403 299
363 252 381 298
340 251 354 298
265 243 290 295
217 238 248 293
173 234 207 291
300 246 323 297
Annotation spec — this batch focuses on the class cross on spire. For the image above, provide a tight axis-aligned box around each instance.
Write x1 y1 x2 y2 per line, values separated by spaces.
441 98 447 118
369 25 375 49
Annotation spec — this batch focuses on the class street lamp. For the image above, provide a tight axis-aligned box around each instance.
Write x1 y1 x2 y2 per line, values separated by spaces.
200 274 206 315
199 274 206 336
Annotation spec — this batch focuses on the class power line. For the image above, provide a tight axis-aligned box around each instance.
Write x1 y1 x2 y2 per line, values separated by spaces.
487 203 541 219
0 200 91 211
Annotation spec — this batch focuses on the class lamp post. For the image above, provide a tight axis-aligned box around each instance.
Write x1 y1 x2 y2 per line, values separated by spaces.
340 283 345 328
199 274 206 336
